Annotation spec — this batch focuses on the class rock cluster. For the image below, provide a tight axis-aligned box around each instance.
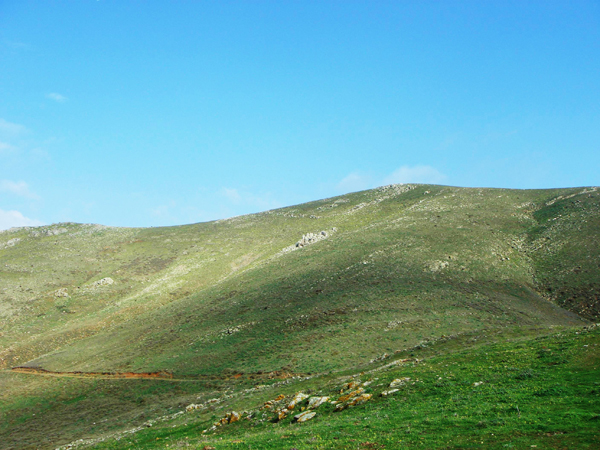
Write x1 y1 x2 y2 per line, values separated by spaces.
380 377 411 397
1 238 20 249
296 231 328 248
389 377 411 388
54 288 69 298
280 228 337 254
91 277 114 287
332 380 374 411
30 227 68 237
203 411 243 433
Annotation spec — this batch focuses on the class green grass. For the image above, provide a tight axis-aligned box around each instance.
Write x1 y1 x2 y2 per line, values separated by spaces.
81 324 600 449
1 184 599 449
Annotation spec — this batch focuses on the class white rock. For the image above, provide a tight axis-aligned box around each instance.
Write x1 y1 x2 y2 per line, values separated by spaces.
294 411 316 423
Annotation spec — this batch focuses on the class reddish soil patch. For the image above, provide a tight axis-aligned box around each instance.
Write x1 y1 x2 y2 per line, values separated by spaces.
11 366 173 379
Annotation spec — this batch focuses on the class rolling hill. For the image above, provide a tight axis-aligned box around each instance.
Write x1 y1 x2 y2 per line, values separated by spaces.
1 184 599 449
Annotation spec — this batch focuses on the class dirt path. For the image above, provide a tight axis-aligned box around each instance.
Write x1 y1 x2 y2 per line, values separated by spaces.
2 367 301 382
3 367 203 382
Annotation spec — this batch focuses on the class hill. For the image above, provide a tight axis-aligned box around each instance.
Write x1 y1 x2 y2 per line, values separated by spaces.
0 184 599 449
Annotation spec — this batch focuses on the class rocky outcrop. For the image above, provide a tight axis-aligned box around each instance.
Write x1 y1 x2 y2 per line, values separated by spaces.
54 288 69 298
1 238 20 249
295 231 328 248
30 227 68 237
92 277 114 287
280 228 337 254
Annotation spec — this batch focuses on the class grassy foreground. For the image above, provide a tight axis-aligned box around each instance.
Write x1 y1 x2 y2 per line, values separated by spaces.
60 324 600 449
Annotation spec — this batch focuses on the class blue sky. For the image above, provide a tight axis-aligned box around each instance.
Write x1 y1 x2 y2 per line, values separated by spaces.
1 1 599 229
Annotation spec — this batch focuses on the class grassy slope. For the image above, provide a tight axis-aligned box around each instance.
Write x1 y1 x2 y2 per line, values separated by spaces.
0 184 599 448
89 324 600 450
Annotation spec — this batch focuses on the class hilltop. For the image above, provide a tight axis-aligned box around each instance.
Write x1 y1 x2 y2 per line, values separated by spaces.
1 184 599 449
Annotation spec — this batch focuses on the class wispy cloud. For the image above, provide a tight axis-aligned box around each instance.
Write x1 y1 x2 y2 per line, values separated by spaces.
382 165 447 185
336 172 373 193
0 209 43 230
3 40 30 51
337 164 447 194
46 92 68 103
150 200 177 218
0 118 27 136
220 187 281 210
0 180 40 200
221 187 242 203
0 141 16 154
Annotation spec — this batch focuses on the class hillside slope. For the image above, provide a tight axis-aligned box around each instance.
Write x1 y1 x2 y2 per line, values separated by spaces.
1 184 599 448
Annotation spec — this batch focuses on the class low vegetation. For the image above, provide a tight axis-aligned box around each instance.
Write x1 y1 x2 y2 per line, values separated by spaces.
1 184 598 449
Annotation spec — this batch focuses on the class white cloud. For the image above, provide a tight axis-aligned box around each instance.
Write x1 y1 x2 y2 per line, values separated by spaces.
150 200 177 218
0 141 16 154
0 180 40 199
220 187 281 210
3 40 30 50
0 118 27 136
150 205 170 217
221 187 242 203
46 92 67 103
336 172 373 193
382 165 447 185
0 209 44 230
30 148 51 161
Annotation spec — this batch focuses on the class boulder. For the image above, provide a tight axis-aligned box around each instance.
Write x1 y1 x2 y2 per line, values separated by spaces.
348 393 372 406
294 411 316 423
380 389 399 397
389 377 410 388
307 396 329 409
277 409 289 421
287 392 309 410
338 387 364 402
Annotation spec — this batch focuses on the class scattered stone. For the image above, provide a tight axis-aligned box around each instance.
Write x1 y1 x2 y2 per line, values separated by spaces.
287 392 309 410
349 393 372 406
307 396 329 409
294 411 316 423
389 377 410 388
338 387 365 402
381 389 399 397
427 260 449 272
5 238 20 247
54 288 69 298
91 277 114 287
341 381 360 392
280 229 337 254
277 409 289 421
30 227 68 237
370 353 389 363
